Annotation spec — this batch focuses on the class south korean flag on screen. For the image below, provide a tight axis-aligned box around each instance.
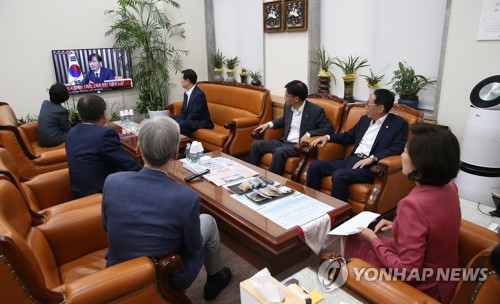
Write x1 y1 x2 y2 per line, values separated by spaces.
67 51 83 84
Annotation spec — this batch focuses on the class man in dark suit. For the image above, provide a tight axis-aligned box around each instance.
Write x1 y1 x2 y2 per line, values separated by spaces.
173 69 214 137
306 89 408 201
102 117 231 301
81 53 115 84
247 80 333 175
66 94 142 199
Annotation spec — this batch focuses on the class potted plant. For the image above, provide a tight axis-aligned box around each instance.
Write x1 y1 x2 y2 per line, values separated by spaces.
105 0 188 117
240 68 249 84
389 61 437 109
225 56 240 82
248 69 262 87
362 69 385 90
311 47 337 94
334 56 369 102
211 49 226 82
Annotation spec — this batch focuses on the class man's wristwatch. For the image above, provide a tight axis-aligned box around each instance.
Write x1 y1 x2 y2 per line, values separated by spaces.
369 155 378 162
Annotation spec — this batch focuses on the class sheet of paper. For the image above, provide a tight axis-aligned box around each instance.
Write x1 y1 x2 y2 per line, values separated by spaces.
181 157 259 186
231 192 334 230
327 211 380 236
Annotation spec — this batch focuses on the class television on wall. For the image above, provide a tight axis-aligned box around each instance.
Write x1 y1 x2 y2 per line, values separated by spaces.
51 48 133 94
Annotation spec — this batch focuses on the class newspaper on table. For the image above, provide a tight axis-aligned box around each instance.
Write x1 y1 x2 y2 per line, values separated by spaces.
181 157 258 186
112 120 140 134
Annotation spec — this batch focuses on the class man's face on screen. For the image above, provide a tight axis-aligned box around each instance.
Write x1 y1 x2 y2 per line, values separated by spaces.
88 57 101 71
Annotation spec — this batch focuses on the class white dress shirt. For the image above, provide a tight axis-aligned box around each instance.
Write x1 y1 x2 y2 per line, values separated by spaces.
268 102 308 143
353 113 388 156
185 85 195 107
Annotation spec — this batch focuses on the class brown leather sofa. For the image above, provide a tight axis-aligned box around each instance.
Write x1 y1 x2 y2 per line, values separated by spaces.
167 82 273 156
0 102 67 179
0 177 191 303
343 220 499 304
298 103 424 214
0 147 100 218
250 94 346 181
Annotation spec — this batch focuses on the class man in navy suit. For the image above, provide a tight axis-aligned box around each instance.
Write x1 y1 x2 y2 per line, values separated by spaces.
102 117 231 301
66 94 142 199
247 80 333 175
81 53 115 84
173 69 214 137
306 89 408 201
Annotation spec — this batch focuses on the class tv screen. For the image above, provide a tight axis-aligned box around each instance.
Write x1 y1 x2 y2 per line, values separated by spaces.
51 48 133 94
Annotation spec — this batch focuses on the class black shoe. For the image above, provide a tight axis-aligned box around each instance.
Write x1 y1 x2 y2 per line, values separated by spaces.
204 267 232 301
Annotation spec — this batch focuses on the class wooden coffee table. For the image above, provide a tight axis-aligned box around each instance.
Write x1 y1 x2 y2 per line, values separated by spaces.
166 151 351 274
108 122 190 163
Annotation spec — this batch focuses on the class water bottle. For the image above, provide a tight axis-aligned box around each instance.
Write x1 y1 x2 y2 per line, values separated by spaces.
129 109 134 122
119 110 125 122
185 143 191 161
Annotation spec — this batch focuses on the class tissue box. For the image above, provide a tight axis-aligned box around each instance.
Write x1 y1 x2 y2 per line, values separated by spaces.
240 277 305 304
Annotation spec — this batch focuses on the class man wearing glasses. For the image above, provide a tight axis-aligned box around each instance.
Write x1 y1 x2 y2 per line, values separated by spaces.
306 89 408 201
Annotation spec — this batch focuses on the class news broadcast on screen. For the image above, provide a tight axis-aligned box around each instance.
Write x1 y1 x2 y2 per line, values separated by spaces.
51 48 133 94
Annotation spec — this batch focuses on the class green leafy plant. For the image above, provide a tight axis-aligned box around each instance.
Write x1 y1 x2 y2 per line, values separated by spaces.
225 56 240 71
211 49 226 71
248 69 262 81
17 113 38 125
389 61 436 99
311 47 337 79
105 0 188 114
362 69 385 86
334 55 369 75
64 99 80 125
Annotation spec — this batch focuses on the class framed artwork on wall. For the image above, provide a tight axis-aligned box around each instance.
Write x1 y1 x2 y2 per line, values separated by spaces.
285 0 307 32
263 1 283 33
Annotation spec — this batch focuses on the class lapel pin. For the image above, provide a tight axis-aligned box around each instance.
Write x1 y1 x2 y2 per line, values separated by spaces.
386 126 389 128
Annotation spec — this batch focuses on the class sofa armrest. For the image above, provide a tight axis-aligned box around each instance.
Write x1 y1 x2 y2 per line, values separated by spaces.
19 121 38 143
62 256 155 303
229 116 261 128
370 155 402 178
32 149 67 166
37 203 108 265
345 258 439 304
23 169 71 210
166 102 183 116
251 128 284 140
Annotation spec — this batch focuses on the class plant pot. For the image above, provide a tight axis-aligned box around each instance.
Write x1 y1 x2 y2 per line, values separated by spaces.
342 74 357 103
148 109 170 119
318 76 331 94
213 70 224 82
251 79 262 87
226 70 236 82
240 75 248 84
398 97 419 109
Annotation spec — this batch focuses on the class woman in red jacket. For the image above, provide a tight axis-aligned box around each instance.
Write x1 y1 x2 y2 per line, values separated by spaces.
344 123 461 304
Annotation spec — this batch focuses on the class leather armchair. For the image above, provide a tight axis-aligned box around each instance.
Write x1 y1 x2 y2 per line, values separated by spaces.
0 147 100 218
167 82 273 156
250 94 346 181
342 220 499 304
0 178 191 304
298 103 424 214
0 102 67 179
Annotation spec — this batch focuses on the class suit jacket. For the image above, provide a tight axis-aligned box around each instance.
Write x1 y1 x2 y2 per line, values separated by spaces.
271 100 334 141
102 168 204 290
345 182 461 303
66 123 142 199
37 100 71 147
175 85 214 130
328 113 408 160
81 67 115 84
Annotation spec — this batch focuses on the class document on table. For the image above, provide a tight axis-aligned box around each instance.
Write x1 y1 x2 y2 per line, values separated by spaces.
322 211 380 247
231 191 334 230
181 157 258 186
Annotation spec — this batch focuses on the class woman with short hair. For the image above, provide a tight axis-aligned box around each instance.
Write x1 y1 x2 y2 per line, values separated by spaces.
37 82 71 147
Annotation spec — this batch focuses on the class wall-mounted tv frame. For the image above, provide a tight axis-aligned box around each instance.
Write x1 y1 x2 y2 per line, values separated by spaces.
51 48 133 94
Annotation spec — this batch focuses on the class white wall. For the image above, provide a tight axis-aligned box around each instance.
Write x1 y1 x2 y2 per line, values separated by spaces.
214 0 263 81
0 0 207 117
321 0 447 109
438 0 500 141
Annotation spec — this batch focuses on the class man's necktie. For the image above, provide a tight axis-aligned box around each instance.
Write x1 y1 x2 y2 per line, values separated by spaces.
95 73 99 80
